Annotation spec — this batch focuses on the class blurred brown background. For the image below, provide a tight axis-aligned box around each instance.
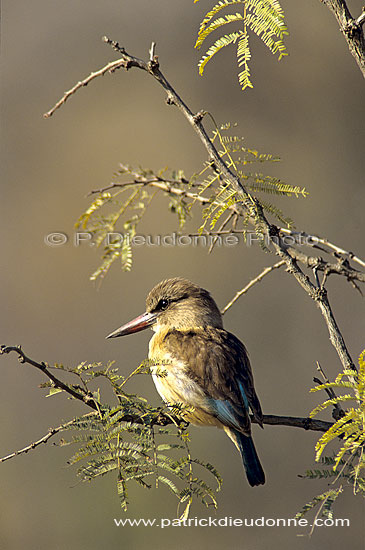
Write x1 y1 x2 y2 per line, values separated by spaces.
1 1 364 549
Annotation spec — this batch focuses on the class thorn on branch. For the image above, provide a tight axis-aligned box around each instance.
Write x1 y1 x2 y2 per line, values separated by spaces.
149 41 156 61
193 110 207 124
209 159 219 174
313 266 321 288
321 267 329 289
165 93 175 106
148 42 159 71
344 17 363 38
313 287 327 302
268 224 280 239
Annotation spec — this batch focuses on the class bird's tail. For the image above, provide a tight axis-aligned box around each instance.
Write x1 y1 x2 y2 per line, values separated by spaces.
225 428 265 486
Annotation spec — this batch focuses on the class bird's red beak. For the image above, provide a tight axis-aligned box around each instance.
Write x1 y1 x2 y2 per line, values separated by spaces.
106 311 158 339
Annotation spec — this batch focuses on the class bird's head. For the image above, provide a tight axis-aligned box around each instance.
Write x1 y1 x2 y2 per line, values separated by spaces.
106 277 223 339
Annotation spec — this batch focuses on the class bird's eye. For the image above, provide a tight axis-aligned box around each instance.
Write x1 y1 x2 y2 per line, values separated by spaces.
158 298 169 311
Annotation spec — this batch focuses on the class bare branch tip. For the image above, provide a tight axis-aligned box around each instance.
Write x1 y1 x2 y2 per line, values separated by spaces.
102 36 125 55
149 41 157 61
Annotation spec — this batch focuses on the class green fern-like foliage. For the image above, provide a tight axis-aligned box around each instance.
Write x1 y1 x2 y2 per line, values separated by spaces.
77 125 306 281
296 350 365 524
195 123 306 233
295 487 343 522
75 165 191 282
194 0 289 90
301 455 364 485
42 359 222 515
309 351 365 481
75 168 156 281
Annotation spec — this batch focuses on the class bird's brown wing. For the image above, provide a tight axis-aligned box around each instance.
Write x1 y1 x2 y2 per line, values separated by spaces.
162 327 263 433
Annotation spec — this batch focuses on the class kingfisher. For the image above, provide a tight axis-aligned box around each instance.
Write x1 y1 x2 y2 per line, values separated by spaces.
106 277 265 486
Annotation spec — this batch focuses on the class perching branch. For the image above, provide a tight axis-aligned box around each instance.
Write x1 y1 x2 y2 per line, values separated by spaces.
0 411 334 466
255 414 333 432
0 344 335 466
321 0 365 77
44 39 361 374
0 410 333 465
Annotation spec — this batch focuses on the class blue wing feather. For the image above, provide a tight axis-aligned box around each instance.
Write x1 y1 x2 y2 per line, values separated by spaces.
211 391 248 431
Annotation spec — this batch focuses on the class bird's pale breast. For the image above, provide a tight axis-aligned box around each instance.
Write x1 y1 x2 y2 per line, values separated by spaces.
148 327 222 427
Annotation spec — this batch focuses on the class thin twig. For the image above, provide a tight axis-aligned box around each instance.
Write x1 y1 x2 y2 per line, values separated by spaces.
221 260 286 314
307 487 342 538
356 11 365 28
87 178 191 197
0 414 96 463
287 246 365 286
313 361 344 420
0 346 99 411
43 58 129 118
280 227 365 269
87 176 239 212
208 211 235 254
330 452 356 487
